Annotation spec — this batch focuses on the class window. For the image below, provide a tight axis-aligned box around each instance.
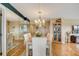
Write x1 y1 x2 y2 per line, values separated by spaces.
20 24 27 33
73 25 79 34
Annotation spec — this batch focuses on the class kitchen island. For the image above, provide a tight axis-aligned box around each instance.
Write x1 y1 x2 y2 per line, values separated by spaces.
27 37 50 56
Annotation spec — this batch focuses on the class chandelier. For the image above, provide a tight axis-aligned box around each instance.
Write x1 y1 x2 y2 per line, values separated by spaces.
34 11 45 27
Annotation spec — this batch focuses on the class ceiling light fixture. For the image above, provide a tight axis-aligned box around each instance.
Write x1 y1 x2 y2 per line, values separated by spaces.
34 10 45 27
34 3 45 27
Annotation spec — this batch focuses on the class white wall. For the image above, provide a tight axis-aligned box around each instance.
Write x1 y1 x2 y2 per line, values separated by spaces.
61 25 72 43
61 19 79 43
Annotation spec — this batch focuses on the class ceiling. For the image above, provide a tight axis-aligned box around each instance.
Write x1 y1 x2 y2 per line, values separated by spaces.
10 3 79 20
6 7 23 21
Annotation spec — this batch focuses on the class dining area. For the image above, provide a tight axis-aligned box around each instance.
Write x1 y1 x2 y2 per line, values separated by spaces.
24 20 51 56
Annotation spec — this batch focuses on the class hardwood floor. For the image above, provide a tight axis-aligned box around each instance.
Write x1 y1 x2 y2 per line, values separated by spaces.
52 43 79 56
7 40 26 56
7 40 79 56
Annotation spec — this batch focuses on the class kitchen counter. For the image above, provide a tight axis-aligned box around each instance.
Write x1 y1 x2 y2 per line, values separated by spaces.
70 34 79 36
27 37 50 56
32 37 47 56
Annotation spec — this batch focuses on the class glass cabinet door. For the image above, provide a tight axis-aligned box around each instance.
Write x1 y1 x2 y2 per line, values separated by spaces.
53 19 61 42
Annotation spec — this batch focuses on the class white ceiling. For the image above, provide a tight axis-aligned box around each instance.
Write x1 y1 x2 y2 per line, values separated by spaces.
6 7 23 21
11 3 79 20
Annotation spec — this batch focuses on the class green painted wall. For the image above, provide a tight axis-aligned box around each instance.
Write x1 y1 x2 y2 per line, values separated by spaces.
0 16 1 32
0 16 2 55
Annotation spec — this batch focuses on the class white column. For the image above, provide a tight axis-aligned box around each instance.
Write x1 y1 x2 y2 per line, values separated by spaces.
2 6 6 56
49 20 53 56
